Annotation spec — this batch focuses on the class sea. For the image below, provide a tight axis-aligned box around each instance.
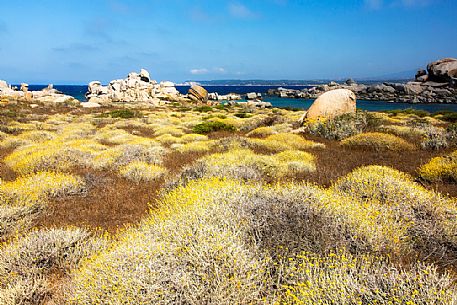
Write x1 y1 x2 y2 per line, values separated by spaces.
25 85 457 113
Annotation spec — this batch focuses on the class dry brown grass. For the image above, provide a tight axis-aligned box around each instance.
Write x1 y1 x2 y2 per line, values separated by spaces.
303 135 457 196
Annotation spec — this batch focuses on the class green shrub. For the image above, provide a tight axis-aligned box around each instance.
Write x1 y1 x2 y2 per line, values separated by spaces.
305 112 374 140
434 111 457 123
108 110 139 119
385 108 430 118
234 112 252 118
193 106 213 113
192 121 236 134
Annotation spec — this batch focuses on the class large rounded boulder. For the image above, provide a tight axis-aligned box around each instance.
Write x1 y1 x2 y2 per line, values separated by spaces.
427 58 457 83
188 85 209 103
305 89 356 119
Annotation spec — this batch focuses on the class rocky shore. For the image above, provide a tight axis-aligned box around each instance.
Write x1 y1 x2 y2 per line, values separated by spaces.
0 81 80 107
268 58 457 103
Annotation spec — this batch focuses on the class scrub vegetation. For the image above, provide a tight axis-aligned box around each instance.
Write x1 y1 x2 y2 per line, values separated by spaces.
1 102 457 304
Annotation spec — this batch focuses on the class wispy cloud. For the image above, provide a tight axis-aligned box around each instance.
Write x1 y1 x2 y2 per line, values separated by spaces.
52 43 99 53
365 0 436 9
228 3 258 19
190 67 227 75
190 68 210 75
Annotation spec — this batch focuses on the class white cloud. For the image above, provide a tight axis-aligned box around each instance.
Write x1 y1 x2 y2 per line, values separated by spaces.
228 3 257 19
190 68 209 75
190 67 227 75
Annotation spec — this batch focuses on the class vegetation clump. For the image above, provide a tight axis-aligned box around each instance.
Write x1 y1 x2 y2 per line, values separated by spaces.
341 132 415 151
419 151 457 182
305 111 379 140
192 121 236 134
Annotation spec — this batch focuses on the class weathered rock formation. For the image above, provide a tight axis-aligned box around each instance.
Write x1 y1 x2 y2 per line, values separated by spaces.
85 69 183 106
427 58 457 83
268 58 457 103
188 85 209 104
305 89 356 119
0 80 79 107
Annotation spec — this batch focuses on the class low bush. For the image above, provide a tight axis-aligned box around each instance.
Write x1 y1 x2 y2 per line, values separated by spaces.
333 165 457 261
118 161 167 183
171 148 316 183
385 108 430 118
192 121 236 134
174 141 215 154
280 250 456 305
341 132 415 151
107 109 139 119
193 106 213 113
419 151 457 182
0 172 86 207
0 228 107 304
305 112 377 140
420 126 449 151
234 112 252 118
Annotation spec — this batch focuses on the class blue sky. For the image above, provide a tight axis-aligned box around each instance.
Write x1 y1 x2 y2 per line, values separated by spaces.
0 0 456 84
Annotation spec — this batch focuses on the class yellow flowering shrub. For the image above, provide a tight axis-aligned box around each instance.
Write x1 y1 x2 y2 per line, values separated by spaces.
281 250 456 305
68 178 457 304
266 133 325 150
154 126 185 137
378 124 425 138
179 133 209 143
341 132 415 151
195 148 316 180
67 179 267 304
4 139 106 175
333 165 457 260
246 126 277 137
118 162 167 183
0 172 86 207
419 151 457 182
174 140 215 154
248 133 325 152
154 133 182 145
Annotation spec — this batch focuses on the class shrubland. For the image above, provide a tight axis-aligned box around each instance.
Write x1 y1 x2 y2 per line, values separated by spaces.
0 103 456 304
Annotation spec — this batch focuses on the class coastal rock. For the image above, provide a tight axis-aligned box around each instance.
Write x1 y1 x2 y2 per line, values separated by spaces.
427 58 457 83
85 70 182 105
0 80 8 89
246 92 258 100
188 85 208 103
404 82 425 95
305 89 356 119
415 69 427 81
0 80 80 107
139 69 150 82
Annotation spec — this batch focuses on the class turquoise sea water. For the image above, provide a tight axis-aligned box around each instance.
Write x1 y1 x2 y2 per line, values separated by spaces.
25 85 457 113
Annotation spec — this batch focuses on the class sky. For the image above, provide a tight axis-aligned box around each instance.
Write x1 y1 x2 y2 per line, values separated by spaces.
0 0 456 84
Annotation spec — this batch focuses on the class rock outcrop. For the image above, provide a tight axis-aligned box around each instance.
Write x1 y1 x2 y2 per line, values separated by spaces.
0 80 80 107
85 69 183 106
268 58 457 103
305 89 356 119
188 85 209 104
427 58 457 83
208 92 242 101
